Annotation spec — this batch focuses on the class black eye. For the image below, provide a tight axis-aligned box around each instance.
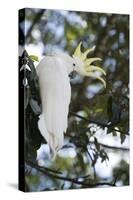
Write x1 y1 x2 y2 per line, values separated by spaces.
73 63 76 66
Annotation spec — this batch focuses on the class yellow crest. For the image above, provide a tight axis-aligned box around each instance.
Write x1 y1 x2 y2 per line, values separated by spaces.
73 42 106 88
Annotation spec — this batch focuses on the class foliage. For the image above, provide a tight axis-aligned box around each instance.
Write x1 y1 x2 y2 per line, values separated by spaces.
19 8 129 192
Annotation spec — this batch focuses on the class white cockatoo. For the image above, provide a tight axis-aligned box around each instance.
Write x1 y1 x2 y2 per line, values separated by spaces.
36 42 106 157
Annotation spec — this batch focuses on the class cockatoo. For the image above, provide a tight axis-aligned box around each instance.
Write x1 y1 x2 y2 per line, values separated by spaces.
36 42 106 158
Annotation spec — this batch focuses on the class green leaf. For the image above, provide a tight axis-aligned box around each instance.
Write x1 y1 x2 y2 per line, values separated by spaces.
99 149 109 163
94 137 100 151
92 152 98 166
107 96 121 125
29 98 41 115
120 133 126 144
107 126 113 134
29 55 39 62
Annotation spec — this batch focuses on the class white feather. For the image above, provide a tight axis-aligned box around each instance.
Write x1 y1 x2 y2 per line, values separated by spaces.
36 55 71 155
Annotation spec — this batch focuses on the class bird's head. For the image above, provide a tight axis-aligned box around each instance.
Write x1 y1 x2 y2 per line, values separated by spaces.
72 42 106 88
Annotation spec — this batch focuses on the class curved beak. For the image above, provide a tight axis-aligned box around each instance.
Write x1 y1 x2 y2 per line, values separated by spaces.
69 71 77 79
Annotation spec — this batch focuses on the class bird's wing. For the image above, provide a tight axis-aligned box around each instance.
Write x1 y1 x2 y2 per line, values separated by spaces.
36 57 71 152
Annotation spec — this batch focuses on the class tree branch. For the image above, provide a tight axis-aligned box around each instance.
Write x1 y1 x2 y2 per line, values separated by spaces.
62 143 129 152
27 160 115 188
95 142 129 151
69 111 129 135
26 160 62 174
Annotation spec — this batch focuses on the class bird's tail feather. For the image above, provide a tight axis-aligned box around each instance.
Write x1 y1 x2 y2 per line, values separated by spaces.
38 114 50 145
38 114 58 160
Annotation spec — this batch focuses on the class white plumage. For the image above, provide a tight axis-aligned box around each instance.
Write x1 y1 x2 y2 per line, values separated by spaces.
36 42 106 158
36 54 72 157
